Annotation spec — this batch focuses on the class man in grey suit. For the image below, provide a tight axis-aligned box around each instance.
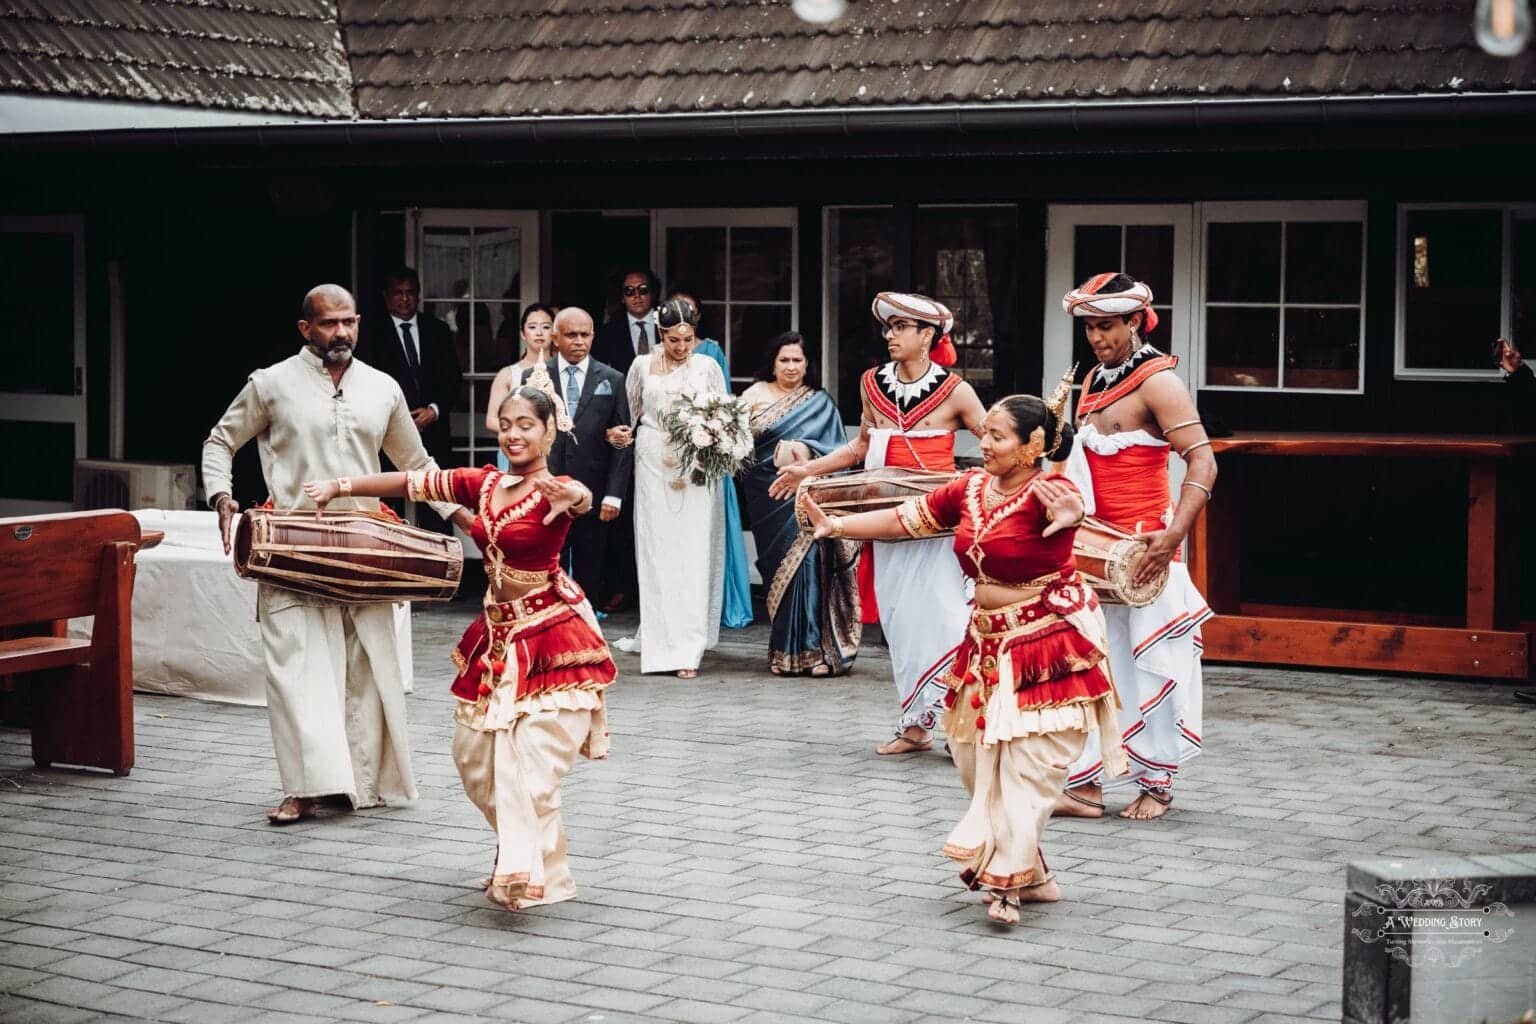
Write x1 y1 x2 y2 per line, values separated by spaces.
522 307 633 599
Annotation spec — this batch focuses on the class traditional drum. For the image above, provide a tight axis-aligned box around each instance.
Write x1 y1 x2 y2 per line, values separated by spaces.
1072 517 1168 607
794 467 959 538
233 508 463 604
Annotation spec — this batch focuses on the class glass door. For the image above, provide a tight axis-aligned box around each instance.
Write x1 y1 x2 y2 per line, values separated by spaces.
0 217 86 516
654 209 798 389
409 209 540 468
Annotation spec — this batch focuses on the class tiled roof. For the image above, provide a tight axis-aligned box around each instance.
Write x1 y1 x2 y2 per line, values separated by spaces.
340 0 1536 120
3 0 1534 123
0 0 355 117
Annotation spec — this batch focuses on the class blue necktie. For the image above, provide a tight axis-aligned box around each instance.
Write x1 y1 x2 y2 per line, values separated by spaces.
565 366 581 419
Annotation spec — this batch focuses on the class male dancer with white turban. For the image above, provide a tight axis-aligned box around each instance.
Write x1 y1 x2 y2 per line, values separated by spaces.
771 293 985 755
1053 273 1216 820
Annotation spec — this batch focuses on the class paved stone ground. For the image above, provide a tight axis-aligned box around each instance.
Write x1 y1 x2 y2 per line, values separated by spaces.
2 599 1533 1024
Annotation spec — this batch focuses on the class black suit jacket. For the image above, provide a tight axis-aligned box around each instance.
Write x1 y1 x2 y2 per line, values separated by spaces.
523 358 633 504
592 316 651 378
362 312 463 463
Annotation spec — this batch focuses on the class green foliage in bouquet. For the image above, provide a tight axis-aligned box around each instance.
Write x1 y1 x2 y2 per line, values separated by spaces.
661 391 755 488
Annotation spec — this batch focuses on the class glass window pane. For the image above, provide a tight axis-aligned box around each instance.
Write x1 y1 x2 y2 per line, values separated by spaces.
729 305 793 385
1285 221 1363 304
474 226 522 302
0 420 75 500
916 207 1017 407
827 208 895 415
1207 222 1281 302
1284 308 1360 390
731 227 792 301
1402 210 1502 370
1205 307 1279 387
0 232 75 395
421 226 470 299
698 302 726 348
1072 225 1121 285
666 227 726 302
477 303 517 375
1124 225 1175 304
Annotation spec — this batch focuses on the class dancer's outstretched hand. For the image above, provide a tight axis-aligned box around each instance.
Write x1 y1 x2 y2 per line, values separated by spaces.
768 462 810 501
1036 478 1085 538
537 477 590 524
802 496 838 540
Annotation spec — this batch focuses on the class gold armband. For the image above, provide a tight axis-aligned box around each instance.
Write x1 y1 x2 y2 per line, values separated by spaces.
1163 418 1202 433
1179 439 1212 458
895 497 944 538
1181 479 1213 499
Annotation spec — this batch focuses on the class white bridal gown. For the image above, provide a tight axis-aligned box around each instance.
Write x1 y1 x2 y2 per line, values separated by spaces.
626 352 726 673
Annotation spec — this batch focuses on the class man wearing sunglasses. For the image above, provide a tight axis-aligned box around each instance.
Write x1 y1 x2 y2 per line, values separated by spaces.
592 266 661 613
593 268 661 376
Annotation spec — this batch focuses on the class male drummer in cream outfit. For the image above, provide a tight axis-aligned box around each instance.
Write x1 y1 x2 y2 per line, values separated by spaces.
203 284 472 825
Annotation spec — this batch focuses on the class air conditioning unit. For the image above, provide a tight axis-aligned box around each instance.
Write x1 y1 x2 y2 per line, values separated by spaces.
74 459 196 511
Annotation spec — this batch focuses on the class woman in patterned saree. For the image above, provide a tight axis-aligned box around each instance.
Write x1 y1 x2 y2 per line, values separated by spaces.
739 333 859 677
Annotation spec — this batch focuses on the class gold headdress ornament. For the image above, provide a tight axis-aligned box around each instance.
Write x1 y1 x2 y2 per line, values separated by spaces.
1044 364 1076 457
520 359 575 436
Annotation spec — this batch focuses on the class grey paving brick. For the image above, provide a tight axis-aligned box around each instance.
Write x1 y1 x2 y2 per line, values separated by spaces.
3 607 1531 1024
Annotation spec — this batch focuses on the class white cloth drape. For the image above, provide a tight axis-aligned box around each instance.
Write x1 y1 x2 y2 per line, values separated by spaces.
626 353 725 673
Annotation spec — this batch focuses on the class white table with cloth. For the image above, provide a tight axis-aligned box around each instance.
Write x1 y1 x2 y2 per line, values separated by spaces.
70 509 413 705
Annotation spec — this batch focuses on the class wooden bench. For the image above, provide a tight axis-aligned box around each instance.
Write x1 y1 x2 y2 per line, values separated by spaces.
0 510 144 775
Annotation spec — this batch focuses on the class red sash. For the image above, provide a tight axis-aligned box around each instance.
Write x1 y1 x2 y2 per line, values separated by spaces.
1075 355 1178 418
1084 444 1171 535
862 366 961 432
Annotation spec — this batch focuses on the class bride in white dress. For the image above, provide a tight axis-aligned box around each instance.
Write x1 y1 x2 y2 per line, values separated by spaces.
623 298 725 677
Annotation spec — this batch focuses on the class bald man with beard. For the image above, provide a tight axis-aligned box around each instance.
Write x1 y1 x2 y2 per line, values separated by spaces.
202 284 472 825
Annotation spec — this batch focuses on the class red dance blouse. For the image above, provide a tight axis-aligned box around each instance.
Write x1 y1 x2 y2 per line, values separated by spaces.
413 465 570 570
901 469 1078 586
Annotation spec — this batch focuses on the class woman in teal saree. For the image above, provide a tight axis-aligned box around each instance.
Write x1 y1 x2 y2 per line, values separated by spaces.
740 333 861 676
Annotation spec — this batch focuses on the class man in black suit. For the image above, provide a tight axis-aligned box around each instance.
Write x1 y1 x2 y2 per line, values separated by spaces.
592 267 661 377
363 267 464 530
590 266 659 610
522 307 633 599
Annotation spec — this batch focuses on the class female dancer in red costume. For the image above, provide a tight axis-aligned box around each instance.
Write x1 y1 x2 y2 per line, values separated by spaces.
305 371 615 911
799 391 1125 924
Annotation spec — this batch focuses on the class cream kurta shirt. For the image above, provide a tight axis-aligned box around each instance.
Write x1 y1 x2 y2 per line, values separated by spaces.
202 346 457 607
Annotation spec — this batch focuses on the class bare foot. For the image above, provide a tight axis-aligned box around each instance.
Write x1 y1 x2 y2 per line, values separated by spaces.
266 796 315 825
485 882 525 911
876 729 932 755
1051 784 1105 818
986 892 1020 925
1118 790 1173 820
676 668 698 679
809 663 832 678
1017 878 1061 903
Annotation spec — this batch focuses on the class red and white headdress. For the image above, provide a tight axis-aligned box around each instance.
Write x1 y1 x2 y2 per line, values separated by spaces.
871 291 957 366
1061 273 1160 334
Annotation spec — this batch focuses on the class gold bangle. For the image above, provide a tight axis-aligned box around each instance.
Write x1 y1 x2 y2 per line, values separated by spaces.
1179 439 1212 458
337 477 352 497
1163 418 1202 433
829 517 845 539
1181 479 1213 499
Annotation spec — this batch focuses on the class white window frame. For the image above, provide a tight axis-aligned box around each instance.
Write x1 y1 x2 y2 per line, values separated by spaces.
407 207 540 467
1197 200 1368 396
0 215 87 516
1394 202 1536 382
1043 204 1197 395
652 208 799 386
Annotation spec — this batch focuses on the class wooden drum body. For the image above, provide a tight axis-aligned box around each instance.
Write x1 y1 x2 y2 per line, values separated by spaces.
233 509 463 604
794 467 959 539
1072 517 1168 607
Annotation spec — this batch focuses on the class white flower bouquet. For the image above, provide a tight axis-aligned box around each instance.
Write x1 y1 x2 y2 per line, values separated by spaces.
660 391 754 488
